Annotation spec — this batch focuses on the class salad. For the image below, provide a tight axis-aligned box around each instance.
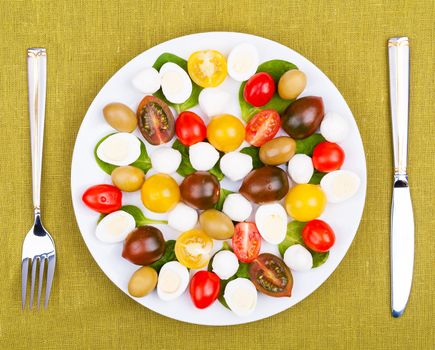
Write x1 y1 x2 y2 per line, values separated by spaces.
81 43 361 317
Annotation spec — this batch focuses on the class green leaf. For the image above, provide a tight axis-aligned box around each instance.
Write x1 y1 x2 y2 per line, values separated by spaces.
309 171 326 184
235 262 250 279
240 146 263 169
94 133 151 175
295 133 325 156
209 162 224 181
149 240 176 272
239 59 298 122
152 53 202 112
278 220 329 268
214 188 234 211
98 205 167 226
172 139 195 177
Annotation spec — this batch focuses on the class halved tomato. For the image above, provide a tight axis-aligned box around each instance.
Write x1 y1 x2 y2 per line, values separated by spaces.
232 222 261 263
245 110 281 147
249 253 293 297
175 229 213 269
187 50 227 88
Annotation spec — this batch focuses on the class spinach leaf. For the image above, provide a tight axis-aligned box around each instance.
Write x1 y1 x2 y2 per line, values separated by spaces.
235 262 250 279
295 133 325 156
172 139 195 177
94 134 151 175
214 188 234 211
149 240 176 272
239 59 298 122
152 53 202 112
309 171 326 184
98 205 167 226
240 146 264 169
209 164 224 181
278 220 329 268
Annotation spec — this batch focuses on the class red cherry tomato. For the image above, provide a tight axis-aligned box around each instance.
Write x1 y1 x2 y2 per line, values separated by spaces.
175 111 207 146
312 142 345 172
245 109 281 146
189 271 220 309
232 222 262 263
82 184 122 214
302 219 335 252
243 72 275 107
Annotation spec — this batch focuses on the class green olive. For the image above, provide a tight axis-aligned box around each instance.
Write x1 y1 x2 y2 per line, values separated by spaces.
128 266 158 297
259 137 296 165
111 166 144 192
278 70 307 100
103 102 137 132
199 209 234 240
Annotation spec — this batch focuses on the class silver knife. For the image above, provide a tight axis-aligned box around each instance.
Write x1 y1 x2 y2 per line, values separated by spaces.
388 37 414 317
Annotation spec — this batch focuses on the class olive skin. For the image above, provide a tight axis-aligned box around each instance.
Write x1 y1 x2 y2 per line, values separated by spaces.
103 102 137 132
259 136 296 165
278 70 307 100
199 209 234 240
128 266 158 297
180 172 220 210
240 166 289 204
111 166 145 192
281 96 324 139
122 226 165 265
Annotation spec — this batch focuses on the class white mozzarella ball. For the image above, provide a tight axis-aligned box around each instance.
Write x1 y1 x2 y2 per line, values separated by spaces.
220 152 253 181
283 244 313 272
227 43 259 82
320 170 361 203
222 193 253 222
189 142 220 171
198 88 231 117
212 250 239 280
320 112 349 143
150 147 182 174
159 62 192 104
168 203 198 232
288 154 314 184
132 67 161 94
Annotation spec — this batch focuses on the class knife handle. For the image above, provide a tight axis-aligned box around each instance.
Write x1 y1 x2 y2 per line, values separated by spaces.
388 37 410 176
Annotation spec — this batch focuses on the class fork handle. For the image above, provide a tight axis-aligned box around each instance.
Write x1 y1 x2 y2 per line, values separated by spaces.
27 48 47 213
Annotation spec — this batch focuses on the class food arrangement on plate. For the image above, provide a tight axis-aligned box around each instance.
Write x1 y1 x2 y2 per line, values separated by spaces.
80 42 361 317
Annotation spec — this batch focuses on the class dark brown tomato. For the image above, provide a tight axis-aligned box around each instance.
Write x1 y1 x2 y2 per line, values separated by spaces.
281 96 324 139
249 253 293 297
180 172 220 210
239 166 289 203
122 226 165 265
136 95 175 145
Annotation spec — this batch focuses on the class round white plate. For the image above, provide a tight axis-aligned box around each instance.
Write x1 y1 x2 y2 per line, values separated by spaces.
71 32 366 326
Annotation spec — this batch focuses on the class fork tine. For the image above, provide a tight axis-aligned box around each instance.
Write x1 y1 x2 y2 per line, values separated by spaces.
37 256 46 309
29 257 38 309
21 258 29 309
44 255 55 309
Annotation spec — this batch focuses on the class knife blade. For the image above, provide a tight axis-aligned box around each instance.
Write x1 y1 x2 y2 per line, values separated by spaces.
388 37 414 317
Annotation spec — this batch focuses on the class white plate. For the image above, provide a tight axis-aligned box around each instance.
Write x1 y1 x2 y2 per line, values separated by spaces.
71 32 366 326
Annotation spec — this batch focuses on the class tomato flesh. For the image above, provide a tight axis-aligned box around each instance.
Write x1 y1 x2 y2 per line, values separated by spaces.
302 219 335 252
312 142 345 172
243 72 275 107
189 271 220 309
245 110 281 147
175 111 207 146
82 184 122 214
232 222 261 263
249 253 293 297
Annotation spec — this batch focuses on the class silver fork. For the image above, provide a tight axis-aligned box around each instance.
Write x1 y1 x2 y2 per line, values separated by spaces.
21 48 56 309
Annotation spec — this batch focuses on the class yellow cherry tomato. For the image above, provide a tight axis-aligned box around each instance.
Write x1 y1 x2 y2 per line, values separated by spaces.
285 184 326 222
187 50 227 88
141 173 180 213
207 114 245 152
175 229 213 269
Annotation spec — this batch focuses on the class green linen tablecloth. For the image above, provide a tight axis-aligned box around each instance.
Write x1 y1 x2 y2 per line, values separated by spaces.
0 0 433 349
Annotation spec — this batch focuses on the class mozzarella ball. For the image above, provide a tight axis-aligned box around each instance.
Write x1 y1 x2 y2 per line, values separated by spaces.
198 88 231 117
288 154 314 184
283 244 313 272
168 203 198 232
220 152 253 181
150 147 182 174
212 250 239 280
189 142 220 171
132 67 161 94
320 112 349 143
223 193 253 222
